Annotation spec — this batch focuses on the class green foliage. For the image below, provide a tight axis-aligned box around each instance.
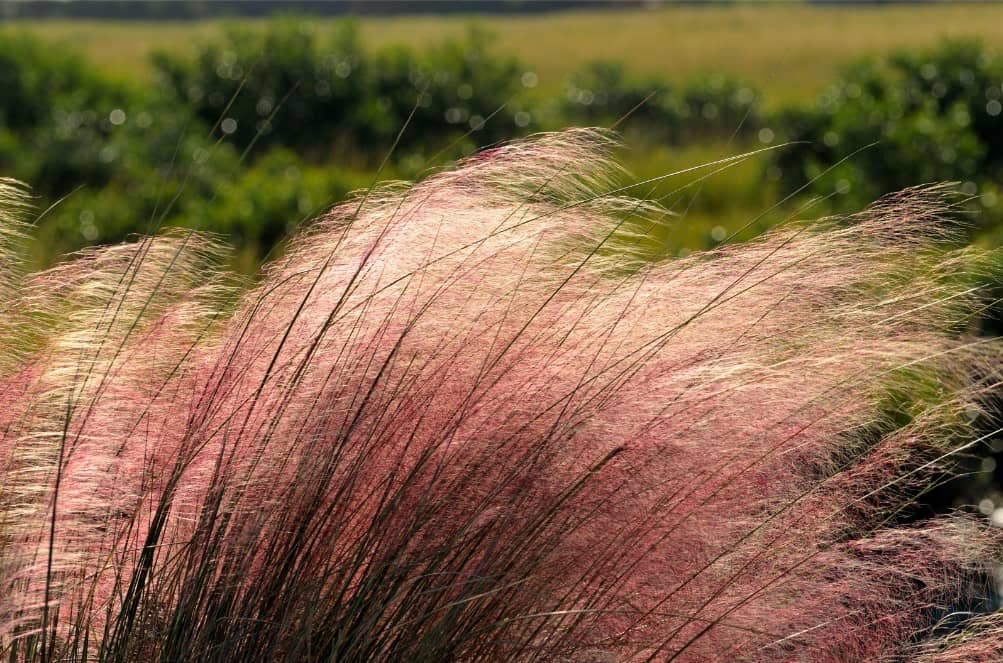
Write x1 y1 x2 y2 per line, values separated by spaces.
0 33 118 132
152 20 369 157
0 27 370 268
25 137 241 265
562 61 762 141
364 25 529 151
152 20 530 162
772 40 1003 227
3 21 1003 275
190 147 363 268
0 32 135 194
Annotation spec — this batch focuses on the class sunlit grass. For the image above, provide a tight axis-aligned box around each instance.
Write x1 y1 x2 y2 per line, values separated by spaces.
2 133 1000 660
612 137 785 257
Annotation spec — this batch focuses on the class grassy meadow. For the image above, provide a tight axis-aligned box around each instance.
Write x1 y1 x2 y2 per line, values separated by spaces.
3 5 1003 261
10 4 1003 103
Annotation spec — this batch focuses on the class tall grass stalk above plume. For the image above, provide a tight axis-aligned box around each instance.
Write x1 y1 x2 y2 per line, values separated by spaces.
0 130 1002 661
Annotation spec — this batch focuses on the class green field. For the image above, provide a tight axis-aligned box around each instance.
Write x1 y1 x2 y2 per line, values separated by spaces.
7 4 1003 105
4 5 1003 265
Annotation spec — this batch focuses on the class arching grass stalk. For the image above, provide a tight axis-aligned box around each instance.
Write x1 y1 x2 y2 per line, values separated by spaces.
0 130 1000 661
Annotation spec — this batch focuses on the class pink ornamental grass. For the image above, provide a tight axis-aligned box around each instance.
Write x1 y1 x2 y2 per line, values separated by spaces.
0 130 1001 661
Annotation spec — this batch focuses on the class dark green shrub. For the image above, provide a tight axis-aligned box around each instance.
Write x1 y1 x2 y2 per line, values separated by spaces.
562 61 761 142
0 32 139 195
189 147 363 266
152 19 368 159
0 33 118 132
366 26 527 153
0 29 362 268
678 74 761 140
153 20 529 162
771 40 1003 227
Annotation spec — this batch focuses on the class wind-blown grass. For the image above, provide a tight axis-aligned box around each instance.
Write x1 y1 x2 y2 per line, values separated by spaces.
0 130 1001 661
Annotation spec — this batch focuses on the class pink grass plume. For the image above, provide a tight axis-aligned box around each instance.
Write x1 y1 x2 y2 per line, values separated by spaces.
0 131 1001 661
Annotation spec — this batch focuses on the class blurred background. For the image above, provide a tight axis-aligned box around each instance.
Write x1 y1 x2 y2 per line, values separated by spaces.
2 1 1003 511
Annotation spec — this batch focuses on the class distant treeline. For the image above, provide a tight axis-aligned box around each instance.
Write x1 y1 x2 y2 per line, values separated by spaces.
1 18 1001 270
0 0 951 21
0 1 650 21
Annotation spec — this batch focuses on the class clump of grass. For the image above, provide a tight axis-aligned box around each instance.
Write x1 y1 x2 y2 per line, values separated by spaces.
0 130 1001 661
